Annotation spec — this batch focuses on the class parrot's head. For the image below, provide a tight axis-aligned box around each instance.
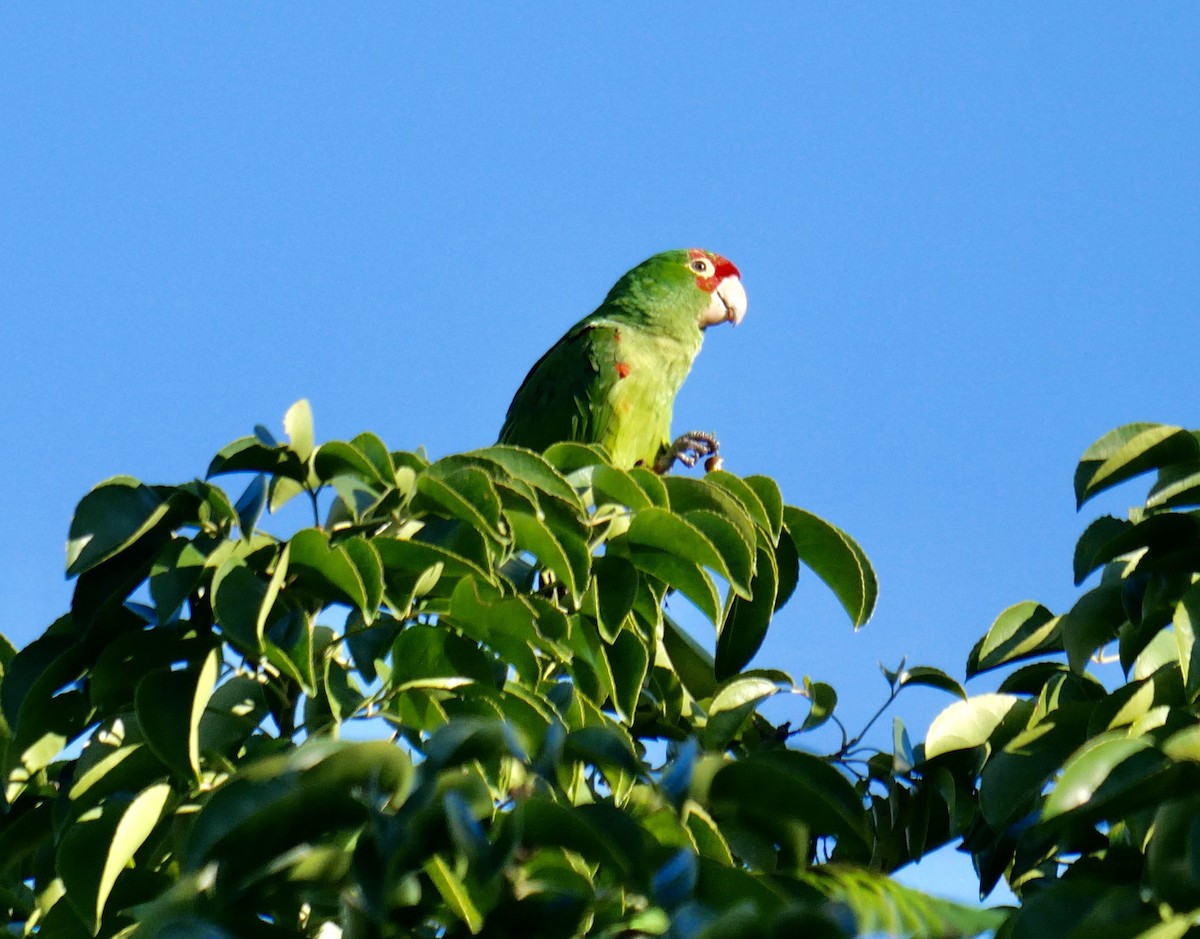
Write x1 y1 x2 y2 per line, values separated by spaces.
607 249 747 331
684 249 747 330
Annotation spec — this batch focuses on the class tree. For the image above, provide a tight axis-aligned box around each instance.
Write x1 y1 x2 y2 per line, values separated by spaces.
0 401 998 938
921 423 1200 938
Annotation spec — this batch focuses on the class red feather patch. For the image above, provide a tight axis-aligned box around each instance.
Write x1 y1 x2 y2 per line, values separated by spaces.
687 248 740 293
615 362 631 379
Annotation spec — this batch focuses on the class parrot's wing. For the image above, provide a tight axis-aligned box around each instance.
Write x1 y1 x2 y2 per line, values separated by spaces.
498 320 625 456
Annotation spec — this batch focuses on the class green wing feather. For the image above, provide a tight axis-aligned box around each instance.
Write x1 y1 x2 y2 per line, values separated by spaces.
498 315 662 465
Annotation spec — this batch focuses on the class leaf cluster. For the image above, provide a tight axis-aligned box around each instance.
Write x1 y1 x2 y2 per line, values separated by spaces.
0 402 996 938
921 423 1200 939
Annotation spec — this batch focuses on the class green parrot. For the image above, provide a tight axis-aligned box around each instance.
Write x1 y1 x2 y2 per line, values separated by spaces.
499 248 747 472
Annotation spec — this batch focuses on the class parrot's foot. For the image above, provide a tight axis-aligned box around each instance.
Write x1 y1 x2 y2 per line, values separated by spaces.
654 431 720 474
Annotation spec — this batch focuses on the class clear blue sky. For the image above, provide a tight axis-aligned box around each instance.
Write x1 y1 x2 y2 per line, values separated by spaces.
4 4 1198 904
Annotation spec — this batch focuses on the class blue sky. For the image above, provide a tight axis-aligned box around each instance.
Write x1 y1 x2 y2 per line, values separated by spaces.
3 4 1199 904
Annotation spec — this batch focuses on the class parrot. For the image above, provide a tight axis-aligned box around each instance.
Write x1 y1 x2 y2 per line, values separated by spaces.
498 248 747 472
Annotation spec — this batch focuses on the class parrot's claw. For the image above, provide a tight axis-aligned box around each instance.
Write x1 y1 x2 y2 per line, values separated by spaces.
655 431 720 473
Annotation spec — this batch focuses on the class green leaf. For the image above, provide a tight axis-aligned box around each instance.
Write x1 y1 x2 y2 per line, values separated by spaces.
1174 582 1200 699
424 853 483 934
662 612 718 701
705 471 774 538
1147 459 1200 510
703 674 787 748
924 693 1031 759
799 678 837 732
899 666 966 699
184 739 414 871
744 475 784 542
592 465 654 511
507 507 588 600
563 724 641 776
211 556 280 653
802 865 1009 939
589 554 638 640
1073 515 1133 585
1042 732 1171 822
628 546 720 624
606 628 649 723
715 543 778 680
135 648 219 782
313 440 386 486
465 444 584 509
232 474 268 538
289 528 369 613
519 799 640 880
979 704 1091 827
684 804 734 866
683 508 755 598
663 476 758 562
205 435 307 481
1060 583 1125 673
1075 423 1198 508
709 750 869 853
627 508 735 589
966 600 1059 676
416 467 506 543
783 507 876 629
58 782 172 932
66 477 170 576
283 398 315 461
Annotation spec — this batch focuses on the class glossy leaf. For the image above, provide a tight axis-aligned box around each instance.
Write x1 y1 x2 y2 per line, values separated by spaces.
924 693 1031 759
135 648 219 782
1074 423 1198 508
59 782 172 931
715 543 778 679
1042 733 1169 821
66 477 170 576
783 507 876 629
703 674 786 749
966 600 1059 676
899 666 966 700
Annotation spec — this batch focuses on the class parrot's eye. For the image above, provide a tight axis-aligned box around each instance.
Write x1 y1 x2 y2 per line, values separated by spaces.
690 258 715 276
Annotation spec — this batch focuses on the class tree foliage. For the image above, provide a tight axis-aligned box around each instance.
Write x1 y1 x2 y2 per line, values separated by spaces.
922 422 1200 939
0 401 997 938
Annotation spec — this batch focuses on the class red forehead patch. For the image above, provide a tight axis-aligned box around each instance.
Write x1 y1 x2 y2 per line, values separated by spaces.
687 248 740 293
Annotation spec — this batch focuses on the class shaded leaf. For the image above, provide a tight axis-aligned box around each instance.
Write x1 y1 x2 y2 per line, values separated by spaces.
66 477 169 576
716 543 778 680
58 782 172 932
1075 423 1198 508
784 507 876 629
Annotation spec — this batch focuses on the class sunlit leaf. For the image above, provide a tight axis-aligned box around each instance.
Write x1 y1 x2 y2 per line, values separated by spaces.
1075 423 1198 508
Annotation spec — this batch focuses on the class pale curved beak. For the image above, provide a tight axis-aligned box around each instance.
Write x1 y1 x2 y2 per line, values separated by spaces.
701 275 747 329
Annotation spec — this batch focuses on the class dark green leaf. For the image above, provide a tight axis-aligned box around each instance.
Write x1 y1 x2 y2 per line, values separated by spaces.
606 628 649 723
66 477 170 576
784 507 876 629
899 666 966 700
289 528 369 613
662 613 718 701
1075 423 1198 508
134 648 220 782
58 782 172 932
703 674 787 748
1042 732 1171 822
628 546 720 624
1073 515 1133 585
716 544 778 679
799 679 837 732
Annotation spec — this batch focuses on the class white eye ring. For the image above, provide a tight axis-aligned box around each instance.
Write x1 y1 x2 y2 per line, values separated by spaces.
690 257 714 276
